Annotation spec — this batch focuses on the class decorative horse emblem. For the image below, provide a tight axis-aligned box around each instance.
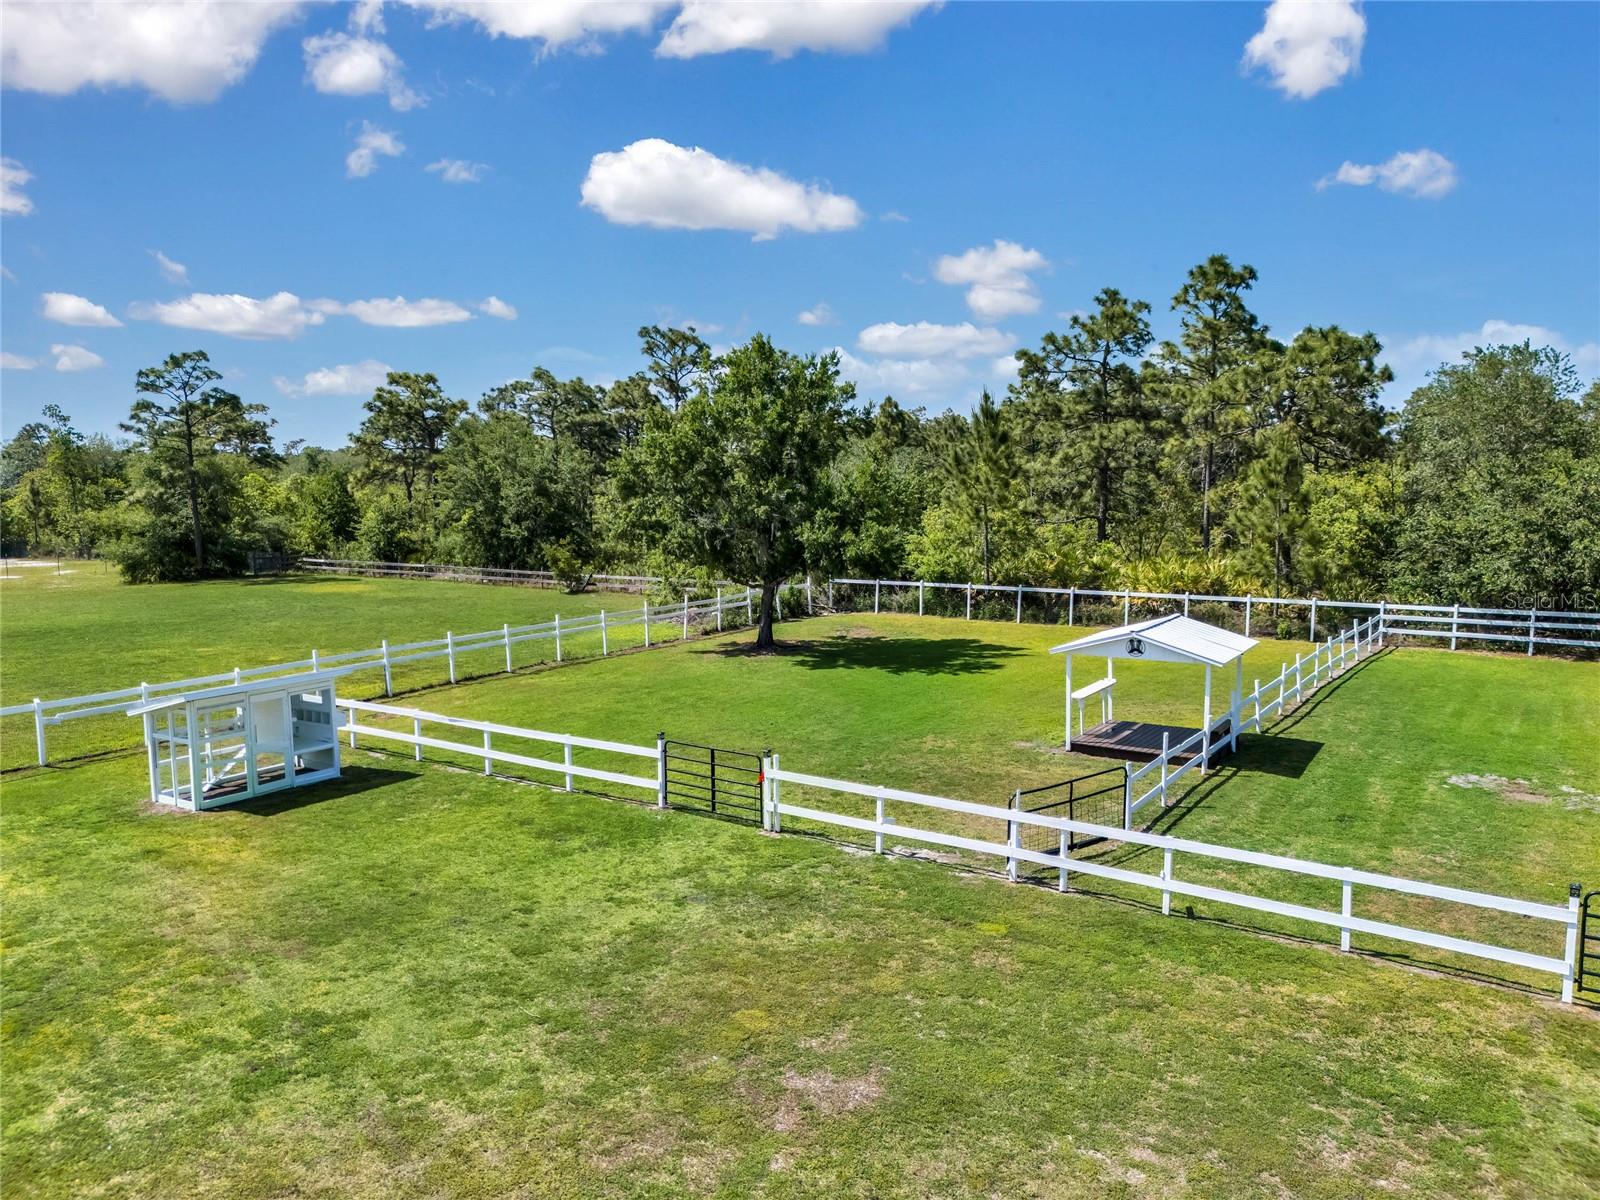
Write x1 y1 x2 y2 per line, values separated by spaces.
1127 636 1146 656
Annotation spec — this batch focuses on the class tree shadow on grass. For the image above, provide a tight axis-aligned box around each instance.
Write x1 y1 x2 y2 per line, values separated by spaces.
226 765 414 817
705 633 1026 676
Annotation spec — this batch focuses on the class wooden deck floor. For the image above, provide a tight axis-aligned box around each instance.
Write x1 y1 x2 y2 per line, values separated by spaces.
1070 720 1232 763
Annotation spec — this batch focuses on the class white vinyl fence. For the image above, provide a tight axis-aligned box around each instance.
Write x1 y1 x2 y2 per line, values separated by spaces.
1 587 761 767
828 578 1600 655
1124 613 1386 819
758 760 1585 1004
337 699 666 803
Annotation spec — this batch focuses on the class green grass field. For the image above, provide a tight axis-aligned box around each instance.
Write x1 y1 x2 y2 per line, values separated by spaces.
3 572 1598 1198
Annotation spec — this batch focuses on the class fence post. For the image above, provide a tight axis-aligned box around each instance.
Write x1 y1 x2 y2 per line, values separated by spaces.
1183 592 1190 617
1527 608 1537 657
1159 731 1170 807
563 741 574 792
413 716 422 761
656 732 668 809
1562 883 1580 1004
1016 586 1023 623
776 588 783 621
1278 661 1287 711
874 580 881 614
555 614 563 662
1058 830 1069 892
1244 594 1252 637
1123 763 1133 830
1378 598 1387 641
446 631 457 683
1253 679 1261 729
1068 587 1075 627
682 593 690 639
1449 603 1460 651
1161 848 1174 916
600 610 609 655
32 698 46 766
482 729 493 776
643 601 651 647
1123 589 1130 624
716 589 723 632
503 624 513 672
311 648 320 671
770 752 782 832
966 583 973 620
760 753 772 831
382 639 393 695
828 580 835 609
918 580 925 616
876 792 887 855
806 577 814 614
746 591 753 625
234 667 242 685
1340 870 1354 952
1006 810 1021 884
1309 597 1318 642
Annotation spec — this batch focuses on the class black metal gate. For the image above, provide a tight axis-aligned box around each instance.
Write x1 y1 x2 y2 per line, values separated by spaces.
1013 764 1127 855
663 741 764 823
1579 889 1600 997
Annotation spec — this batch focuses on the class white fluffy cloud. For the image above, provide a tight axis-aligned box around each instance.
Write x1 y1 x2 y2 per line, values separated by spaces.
857 320 1014 360
933 239 1048 319
303 31 421 110
274 358 392 397
50 343 104 372
41 291 122 327
477 296 517 320
0 1 301 102
130 291 325 339
315 296 474 327
581 138 862 239
346 122 404 178
1 158 34 216
657 0 936 58
797 302 837 327
1318 148 1459 200
1242 0 1365 99
832 347 952 399
1 351 38 369
426 158 489 184
151 249 188 284
393 1 672 50
1384 319 1600 392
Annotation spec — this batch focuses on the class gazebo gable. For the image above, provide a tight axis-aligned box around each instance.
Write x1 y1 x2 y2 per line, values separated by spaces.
1048 613 1256 667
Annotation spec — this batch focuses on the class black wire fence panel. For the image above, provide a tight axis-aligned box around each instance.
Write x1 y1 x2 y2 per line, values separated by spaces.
662 741 764 823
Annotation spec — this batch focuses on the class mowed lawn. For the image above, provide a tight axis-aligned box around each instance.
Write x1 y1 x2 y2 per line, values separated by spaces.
0 566 637 768
3 585 1598 1198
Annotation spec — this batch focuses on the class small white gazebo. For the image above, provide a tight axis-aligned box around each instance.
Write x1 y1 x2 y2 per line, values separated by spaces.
1048 614 1257 769
128 670 346 810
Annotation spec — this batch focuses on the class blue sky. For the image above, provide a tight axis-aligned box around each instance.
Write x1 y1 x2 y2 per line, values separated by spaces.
2 1 1597 445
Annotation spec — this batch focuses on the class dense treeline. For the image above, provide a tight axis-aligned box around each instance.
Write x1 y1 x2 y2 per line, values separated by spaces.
4 255 1597 642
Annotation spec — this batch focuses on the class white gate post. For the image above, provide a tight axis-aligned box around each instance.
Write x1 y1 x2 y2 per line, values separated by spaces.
760 754 772 831
1058 830 1069 892
1122 762 1133 829
381 639 393 695
1449 603 1460 651
1006 811 1021 884
600 610 609 655
446 631 457 683
503 623 513 672
555 614 563 662
32 698 46 766
1562 883 1580 1004
770 753 782 832
643 601 651 647
656 732 668 808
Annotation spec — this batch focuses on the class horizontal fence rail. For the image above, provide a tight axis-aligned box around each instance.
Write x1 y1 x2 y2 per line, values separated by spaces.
827 578 1600 655
760 761 1584 1004
2 587 768 768
337 699 665 801
301 558 670 592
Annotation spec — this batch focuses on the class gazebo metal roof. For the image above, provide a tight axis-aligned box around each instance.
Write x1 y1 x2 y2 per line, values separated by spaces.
1048 613 1257 668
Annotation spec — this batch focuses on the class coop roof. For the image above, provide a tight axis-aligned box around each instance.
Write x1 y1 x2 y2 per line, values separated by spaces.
1048 613 1257 668
125 668 350 717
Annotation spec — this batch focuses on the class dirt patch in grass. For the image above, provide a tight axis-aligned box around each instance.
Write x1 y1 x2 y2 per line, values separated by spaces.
772 1065 887 1132
1447 773 1600 812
